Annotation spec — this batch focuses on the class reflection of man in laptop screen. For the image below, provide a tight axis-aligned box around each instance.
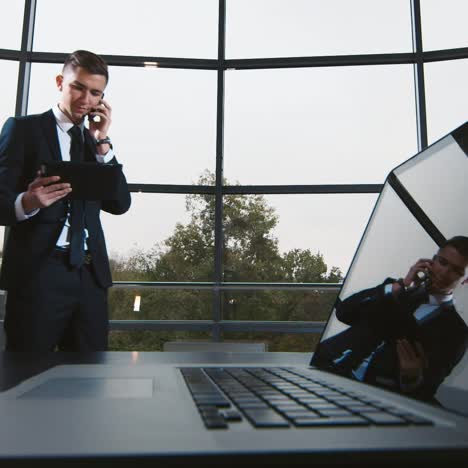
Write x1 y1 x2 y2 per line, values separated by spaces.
315 236 468 403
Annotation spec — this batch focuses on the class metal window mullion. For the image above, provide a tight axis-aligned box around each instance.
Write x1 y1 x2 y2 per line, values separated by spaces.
3 48 468 70
15 0 37 117
126 183 382 194
112 281 341 292
410 0 428 151
212 0 226 342
108 320 327 335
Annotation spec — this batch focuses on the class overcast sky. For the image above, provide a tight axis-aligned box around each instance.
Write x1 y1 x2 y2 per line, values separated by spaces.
0 0 467 276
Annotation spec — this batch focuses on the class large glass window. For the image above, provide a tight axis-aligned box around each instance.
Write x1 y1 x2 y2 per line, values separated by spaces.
224 66 417 184
226 0 412 58
33 0 219 58
2 1 467 348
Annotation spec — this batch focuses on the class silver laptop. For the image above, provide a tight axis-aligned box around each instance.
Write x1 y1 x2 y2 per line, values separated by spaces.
0 122 467 463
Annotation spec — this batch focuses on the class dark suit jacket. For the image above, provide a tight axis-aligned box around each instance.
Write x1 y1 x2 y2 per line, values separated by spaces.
0 109 131 290
315 278 468 401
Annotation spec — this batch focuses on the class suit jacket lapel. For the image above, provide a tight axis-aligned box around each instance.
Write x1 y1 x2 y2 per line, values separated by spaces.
418 301 453 326
40 109 62 161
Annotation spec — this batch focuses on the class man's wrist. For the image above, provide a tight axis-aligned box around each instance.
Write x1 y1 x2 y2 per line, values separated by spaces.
389 279 405 298
95 137 111 146
96 144 111 155
16 192 39 220
95 136 112 155
397 278 407 291
21 192 35 213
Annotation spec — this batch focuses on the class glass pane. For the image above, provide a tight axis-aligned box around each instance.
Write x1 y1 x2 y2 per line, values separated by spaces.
421 0 468 51
224 66 417 184
222 289 338 322
222 331 321 352
223 194 377 281
425 59 468 144
34 0 218 58
109 288 212 321
109 330 211 351
0 60 19 128
394 133 468 239
226 0 412 58
102 193 215 282
27 63 217 184
0 0 24 49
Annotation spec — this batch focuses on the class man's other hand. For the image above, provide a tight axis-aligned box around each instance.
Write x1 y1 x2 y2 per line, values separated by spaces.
22 173 72 212
397 339 428 386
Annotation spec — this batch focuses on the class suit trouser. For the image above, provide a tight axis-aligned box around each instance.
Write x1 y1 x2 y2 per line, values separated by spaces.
4 250 108 352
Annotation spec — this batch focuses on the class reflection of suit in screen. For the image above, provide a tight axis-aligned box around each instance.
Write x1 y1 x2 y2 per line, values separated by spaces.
316 278 468 401
0 109 131 351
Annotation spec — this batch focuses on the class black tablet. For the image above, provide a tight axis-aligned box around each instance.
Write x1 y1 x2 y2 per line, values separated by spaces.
40 161 124 201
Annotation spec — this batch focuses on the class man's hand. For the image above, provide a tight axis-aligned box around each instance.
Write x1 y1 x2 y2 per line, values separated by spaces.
403 258 433 287
22 173 72 213
391 258 433 296
396 339 428 387
88 98 112 155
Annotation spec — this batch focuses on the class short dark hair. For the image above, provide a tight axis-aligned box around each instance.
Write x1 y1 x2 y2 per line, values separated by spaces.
62 50 108 83
441 236 468 261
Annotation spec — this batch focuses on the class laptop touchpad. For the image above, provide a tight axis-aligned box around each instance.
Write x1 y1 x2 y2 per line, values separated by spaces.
18 378 154 399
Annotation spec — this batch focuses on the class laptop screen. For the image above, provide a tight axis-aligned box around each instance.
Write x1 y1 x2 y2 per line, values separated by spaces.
311 122 468 415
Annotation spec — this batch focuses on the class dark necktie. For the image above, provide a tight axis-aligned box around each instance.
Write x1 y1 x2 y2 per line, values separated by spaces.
68 125 85 268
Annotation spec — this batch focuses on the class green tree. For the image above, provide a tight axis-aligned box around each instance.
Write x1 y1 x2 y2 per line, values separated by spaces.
108 172 342 351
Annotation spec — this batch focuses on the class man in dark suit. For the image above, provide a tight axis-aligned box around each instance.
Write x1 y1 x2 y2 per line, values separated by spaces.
315 236 468 402
0 50 131 352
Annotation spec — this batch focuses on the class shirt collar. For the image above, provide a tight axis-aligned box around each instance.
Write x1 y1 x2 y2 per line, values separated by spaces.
428 293 453 305
52 105 84 134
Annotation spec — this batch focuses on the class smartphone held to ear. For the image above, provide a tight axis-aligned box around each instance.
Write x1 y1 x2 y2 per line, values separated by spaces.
416 270 429 284
87 111 101 123
87 96 104 123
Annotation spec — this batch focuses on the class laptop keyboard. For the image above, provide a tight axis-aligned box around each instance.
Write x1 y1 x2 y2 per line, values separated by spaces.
180 367 434 430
